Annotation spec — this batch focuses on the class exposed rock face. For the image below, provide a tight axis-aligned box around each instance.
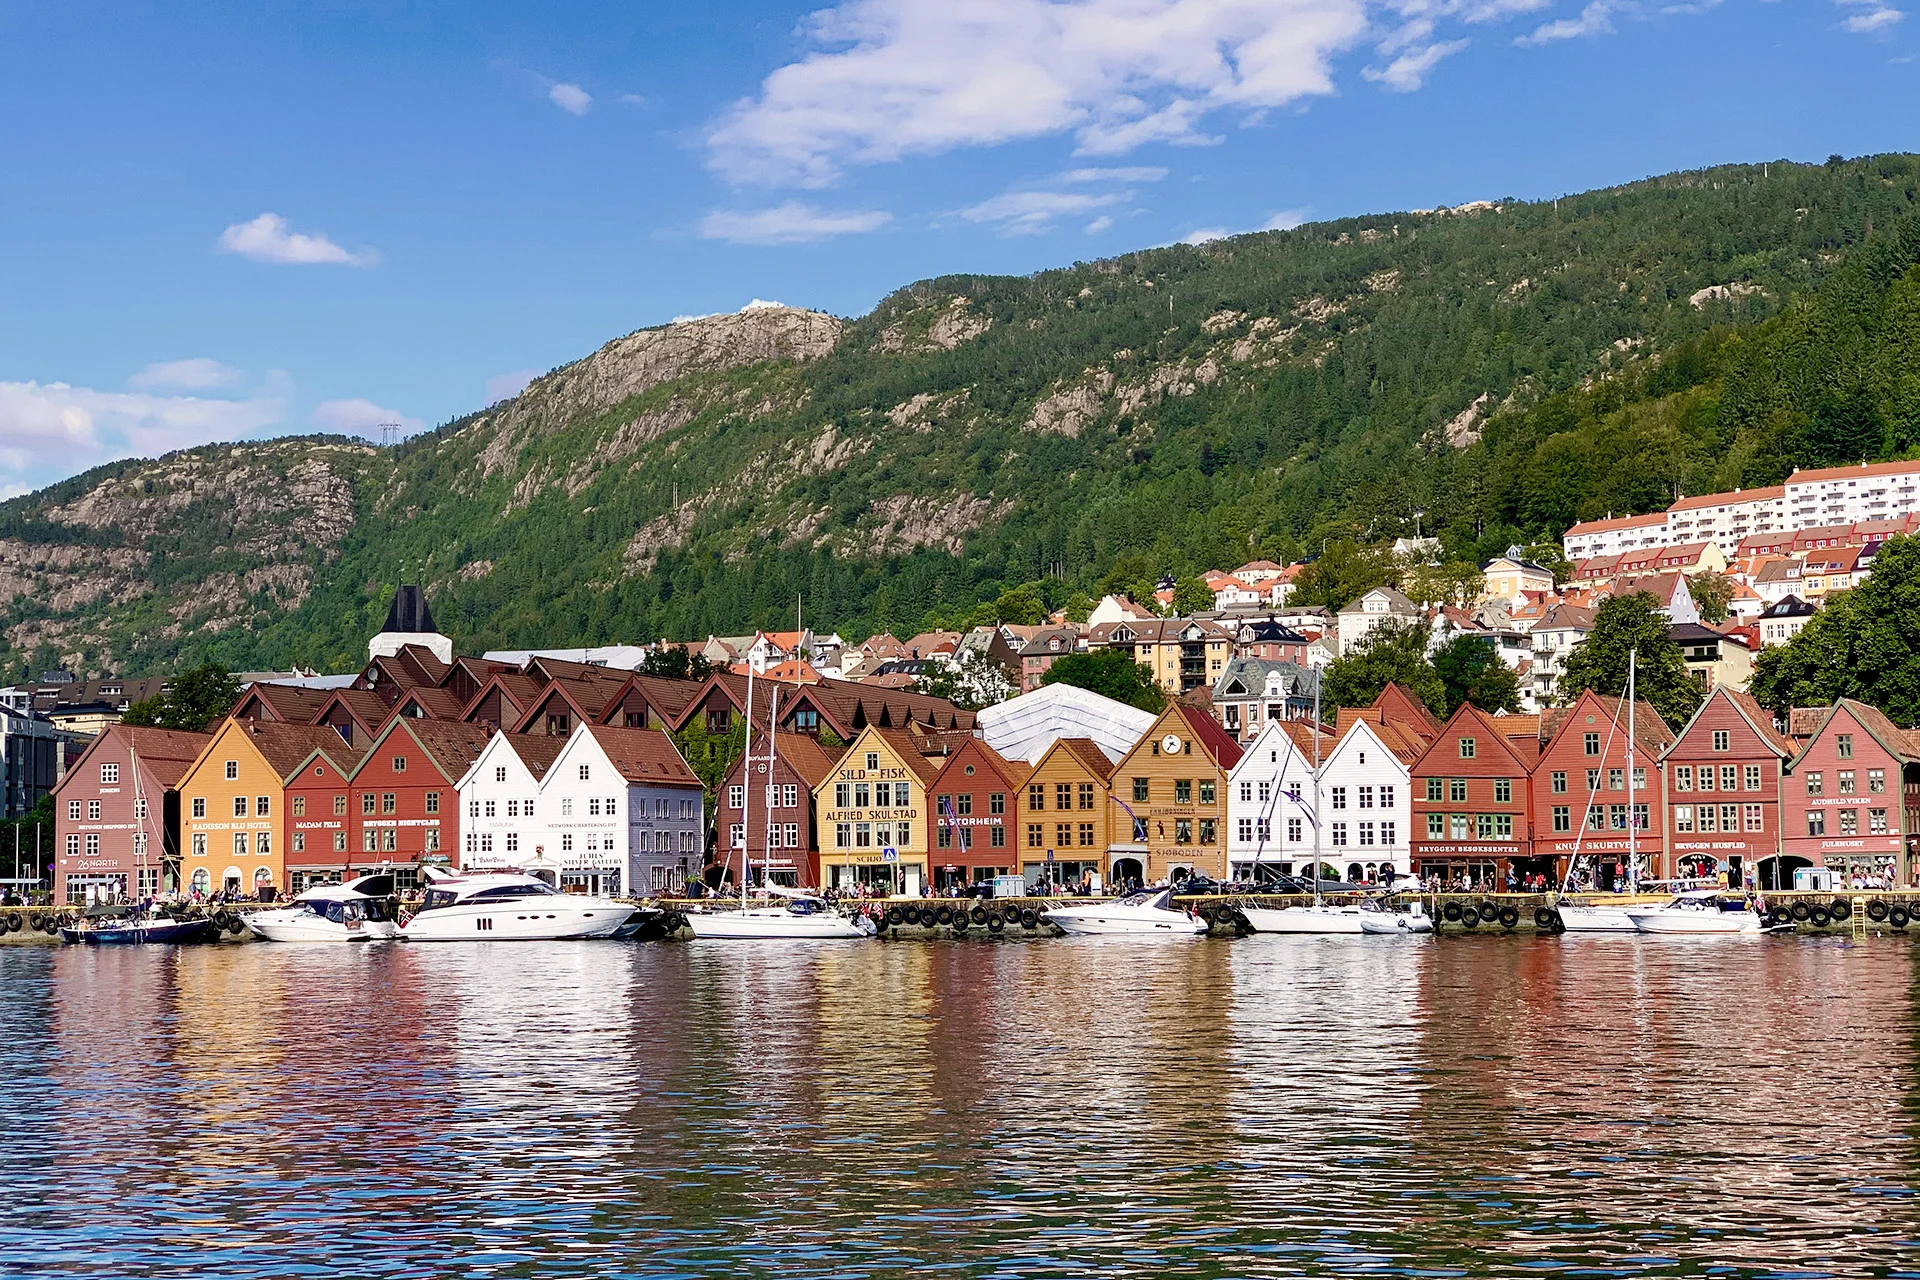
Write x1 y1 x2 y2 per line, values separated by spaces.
1442 392 1494 448
877 297 991 353
854 494 1012 557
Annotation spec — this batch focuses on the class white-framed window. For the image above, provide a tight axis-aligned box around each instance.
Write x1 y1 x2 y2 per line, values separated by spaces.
101 763 119 784
731 823 745 848
579 764 590 781
67 800 80 820
729 785 746 811
87 800 101 821
781 822 798 848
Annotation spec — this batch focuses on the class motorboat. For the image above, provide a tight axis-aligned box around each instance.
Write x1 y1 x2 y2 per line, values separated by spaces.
686 887 875 940
1624 891 1764 935
60 908 216 946
1042 889 1207 936
246 874 402 943
1358 902 1433 935
1556 902 1641 932
1239 902 1370 934
399 868 635 941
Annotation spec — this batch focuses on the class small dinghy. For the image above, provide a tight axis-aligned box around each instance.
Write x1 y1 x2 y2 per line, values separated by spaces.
61 908 217 946
1358 902 1433 935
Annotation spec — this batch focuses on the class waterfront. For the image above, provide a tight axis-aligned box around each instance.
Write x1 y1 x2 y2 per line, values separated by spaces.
4 936 1918 1277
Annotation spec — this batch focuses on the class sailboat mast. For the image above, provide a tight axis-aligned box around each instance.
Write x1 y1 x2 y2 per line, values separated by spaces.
1311 671 1322 905
1627 648 1637 888
765 686 781 889
741 665 755 905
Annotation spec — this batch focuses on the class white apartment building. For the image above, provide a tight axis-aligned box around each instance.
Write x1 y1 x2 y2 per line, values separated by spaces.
1664 486 1786 549
1316 719 1413 885
455 733 562 875
1224 721 1320 879
1562 512 1669 561
1224 718 1413 884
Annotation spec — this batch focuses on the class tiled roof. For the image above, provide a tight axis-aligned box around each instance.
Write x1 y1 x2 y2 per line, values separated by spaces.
501 732 568 781
1789 459 1920 484
392 720 495 780
583 725 700 785
233 720 371 780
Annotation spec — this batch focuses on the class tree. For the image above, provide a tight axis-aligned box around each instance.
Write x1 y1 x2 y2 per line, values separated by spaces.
1556 593 1701 728
1405 559 1485 608
121 662 239 732
1062 592 1095 624
1323 622 1445 716
641 644 712 681
1040 649 1165 712
992 584 1047 626
911 649 1016 711
1432 635 1521 715
1170 575 1213 616
1801 386 1884 467
1289 540 1393 612
1751 534 1920 722
1688 572 1735 624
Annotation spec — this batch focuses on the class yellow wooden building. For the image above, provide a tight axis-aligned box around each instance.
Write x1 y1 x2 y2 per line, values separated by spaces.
178 719 364 899
813 726 941 896
1105 705 1245 885
1016 737 1116 889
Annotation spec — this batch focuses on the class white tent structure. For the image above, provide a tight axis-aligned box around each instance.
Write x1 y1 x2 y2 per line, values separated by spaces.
975 683 1158 764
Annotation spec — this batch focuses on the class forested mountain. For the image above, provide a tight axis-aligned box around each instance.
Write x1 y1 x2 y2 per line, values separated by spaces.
5 154 1920 679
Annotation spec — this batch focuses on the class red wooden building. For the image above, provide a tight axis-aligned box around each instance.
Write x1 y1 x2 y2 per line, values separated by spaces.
924 737 1023 891
1779 698 1920 889
283 739 372 891
340 718 492 886
1409 705 1541 887
1531 693 1674 887
1657 688 1793 888
51 725 210 903
714 734 846 889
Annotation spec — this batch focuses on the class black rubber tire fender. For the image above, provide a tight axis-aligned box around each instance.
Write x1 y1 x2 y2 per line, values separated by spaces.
0 915 16 934
1789 901 1812 922
1891 906 1911 930
987 913 1004 932
1196 905 1215 924
226 915 247 935
1867 899 1889 922
1533 906 1556 929
933 906 953 925
1766 907 1791 927
1830 899 1853 923
950 918 967 936
1498 905 1521 930
1808 906 1832 928
1442 902 1463 922
27 912 45 932
883 909 901 929
1459 907 1480 928
969 906 988 924
1479 901 1500 922
1019 908 1039 928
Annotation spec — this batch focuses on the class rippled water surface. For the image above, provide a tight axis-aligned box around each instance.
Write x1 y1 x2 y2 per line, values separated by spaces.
4 933 1918 1277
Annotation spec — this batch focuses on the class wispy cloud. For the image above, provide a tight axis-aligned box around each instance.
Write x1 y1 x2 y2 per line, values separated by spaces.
1263 208 1311 231
1363 38 1470 89
1835 0 1904 33
217 213 378 266
1517 0 1616 43
485 370 541 403
549 82 592 114
1085 215 1115 233
964 189 1128 235
698 201 893 245
311 398 424 438
0 380 284 492
129 358 242 391
1061 166 1170 184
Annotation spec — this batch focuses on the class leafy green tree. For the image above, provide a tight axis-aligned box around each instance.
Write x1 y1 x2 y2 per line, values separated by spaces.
1556 593 1701 728
1324 622 1445 716
1040 649 1165 712
1170 575 1213 616
1751 534 1920 722
121 662 239 732
641 645 712 681
1290 540 1393 612
1062 592 1095 624
911 649 1016 711
1406 560 1485 608
1801 387 1884 467
1688 573 1735 625
1433 635 1522 715
672 718 747 829
992 584 1047 626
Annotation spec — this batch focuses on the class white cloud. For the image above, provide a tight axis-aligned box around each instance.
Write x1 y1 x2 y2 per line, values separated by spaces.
1061 165 1169 183
216 213 378 266
1363 37 1469 88
129 358 242 391
1182 226 1231 244
486 369 540 403
1836 0 1903 32
963 189 1127 234
705 0 1373 186
1262 207 1312 230
698 202 893 245
549 82 593 114
1516 1 1615 43
311 398 425 438
0 380 284 491
618 92 647 106
1085 214 1115 233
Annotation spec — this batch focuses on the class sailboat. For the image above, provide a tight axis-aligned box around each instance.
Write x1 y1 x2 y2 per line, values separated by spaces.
1239 678 1372 935
60 744 219 945
686 672 872 940
1556 651 1644 933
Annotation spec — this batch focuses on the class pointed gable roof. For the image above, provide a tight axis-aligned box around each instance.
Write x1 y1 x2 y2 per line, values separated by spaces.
311 688 393 742
1787 698 1920 771
231 682 330 724
1539 691 1676 757
1414 703 1536 774
219 719 374 782
580 725 700 785
354 717 493 783
1178 703 1243 768
1369 681 1443 738
1661 686 1794 761
927 737 1021 793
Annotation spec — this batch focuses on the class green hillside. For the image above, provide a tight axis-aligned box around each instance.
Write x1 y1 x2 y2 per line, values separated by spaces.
5 154 1920 679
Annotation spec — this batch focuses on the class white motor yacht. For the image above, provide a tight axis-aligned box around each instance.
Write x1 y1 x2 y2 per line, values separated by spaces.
399 868 635 941
1624 890 1764 935
686 888 875 940
1042 889 1207 936
1556 903 1641 932
247 874 402 943
1358 902 1433 935
1239 902 1370 934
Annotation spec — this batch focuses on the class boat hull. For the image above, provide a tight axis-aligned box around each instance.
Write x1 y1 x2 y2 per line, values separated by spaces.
1240 905 1366 934
686 909 872 940
60 918 217 946
1358 913 1432 935
246 913 401 943
1626 910 1762 935
1044 910 1205 936
400 900 632 941
1557 905 1640 932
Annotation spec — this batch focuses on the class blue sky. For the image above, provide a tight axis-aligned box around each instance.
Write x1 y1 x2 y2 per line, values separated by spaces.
0 0 1913 496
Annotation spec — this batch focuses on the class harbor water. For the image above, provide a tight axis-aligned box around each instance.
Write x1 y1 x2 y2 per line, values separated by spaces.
3 934 1917 1277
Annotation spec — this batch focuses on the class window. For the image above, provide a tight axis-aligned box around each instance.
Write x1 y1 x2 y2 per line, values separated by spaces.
1586 805 1605 833
87 800 101 821
1583 731 1600 756
1697 805 1717 833
1427 813 1444 837
1237 817 1254 842
1721 766 1738 791
256 796 270 816
560 834 573 853
230 796 246 818
1331 786 1347 810
292 832 305 854
1133 778 1149 803
1053 782 1071 811
1723 804 1742 832
1079 822 1095 847
100 763 118 785
1675 766 1692 792
1359 785 1374 810
1055 822 1072 848
1288 818 1303 841
1551 771 1567 794
783 823 801 849
1838 734 1855 759
392 755 407 773
362 793 376 815
729 784 745 811
1839 770 1856 795
84 833 99 858
1870 769 1887 794
495 766 507 783
1587 769 1602 793
855 822 873 848
1552 805 1571 833
1381 821 1396 846
1239 781 1253 803
836 782 852 809
1449 814 1469 840
1633 768 1647 792
589 797 602 817
1609 804 1628 831
1634 803 1649 831
426 828 440 852
729 822 746 849
234 832 248 856
1607 769 1624 792
1199 781 1215 805
1712 730 1730 752
1494 779 1512 804
292 796 306 817
67 800 80 820
1358 821 1375 846
1198 819 1216 845
781 784 798 808
1380 785 1394 809
225 760 238 781
836 822 852 848
1458 737 1476 759
1330 822 1346 846
192 832 206 856
333 831 346 852
992 792 1007 816
1449 778 1468 803
256 831 271 855
1839 809 1859 835
333 795 347 816
1745 804 1762 832
425 792 439 814
1175 780 1193 804
579 764 590 781
1871 808 1890 834
1425 777 1442 802
1027 823 1042 848
1743 765 1761 791
865 752 879 771
1028 784 1045 811
382 793 397 815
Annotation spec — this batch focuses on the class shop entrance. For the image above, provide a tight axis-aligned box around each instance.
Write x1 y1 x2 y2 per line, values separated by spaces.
1110 857 1144 889
1755 856 1813 892
562 869 622 897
